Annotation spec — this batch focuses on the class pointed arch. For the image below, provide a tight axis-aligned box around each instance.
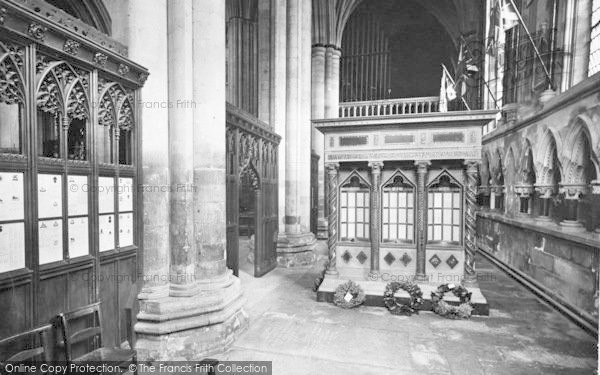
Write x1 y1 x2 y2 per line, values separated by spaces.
427 170 462 244
240 160 261 191
339 169 370 242
562 114 600 183
518 139 536 185
481 150 492 186
535 128 561 186
341 169 370 189
0 41 26 105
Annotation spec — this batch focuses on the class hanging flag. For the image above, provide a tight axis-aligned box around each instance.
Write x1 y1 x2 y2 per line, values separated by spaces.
439 65 457 112
501 0 519 31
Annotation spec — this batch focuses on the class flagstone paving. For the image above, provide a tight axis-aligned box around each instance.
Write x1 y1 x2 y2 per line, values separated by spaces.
220 241 597 374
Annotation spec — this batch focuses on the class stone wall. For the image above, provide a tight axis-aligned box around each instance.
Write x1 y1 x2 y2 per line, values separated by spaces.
477 212 598 322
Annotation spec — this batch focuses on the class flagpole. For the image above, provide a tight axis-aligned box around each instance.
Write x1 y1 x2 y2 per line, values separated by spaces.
459 36 500 109
442 64 471 111
507 0 554 89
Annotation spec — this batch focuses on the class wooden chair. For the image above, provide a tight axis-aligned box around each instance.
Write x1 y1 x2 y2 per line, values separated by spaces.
56 302 136 373
0 324 53 372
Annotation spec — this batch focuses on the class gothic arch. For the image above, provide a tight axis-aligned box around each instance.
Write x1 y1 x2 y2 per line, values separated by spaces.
535 128 562 186
504 145 517 186
518 139 536 185
562 117 598 184
341 170 370 189
36 61 89 119
44 0 112 35
240 161 261 191
0 41 26 105
481 151 492 186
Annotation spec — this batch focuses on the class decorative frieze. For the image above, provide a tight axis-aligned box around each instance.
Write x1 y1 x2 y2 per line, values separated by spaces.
28 22 46 41
93 52 108 68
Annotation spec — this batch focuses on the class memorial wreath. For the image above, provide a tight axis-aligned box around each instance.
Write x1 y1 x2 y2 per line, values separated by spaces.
430 283 473 319
383 281 423 316
333 280 366 308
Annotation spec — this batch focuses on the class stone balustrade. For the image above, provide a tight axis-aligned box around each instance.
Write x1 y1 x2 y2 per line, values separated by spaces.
338 97 440 118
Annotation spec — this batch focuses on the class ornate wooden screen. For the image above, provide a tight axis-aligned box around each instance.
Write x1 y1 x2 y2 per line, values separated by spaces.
225 104 280 277
0 0 147 345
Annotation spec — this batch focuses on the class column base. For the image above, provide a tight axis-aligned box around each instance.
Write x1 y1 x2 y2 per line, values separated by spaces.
535 215 554 223
559 220 586 232
135 271 248 361
276 232 317 267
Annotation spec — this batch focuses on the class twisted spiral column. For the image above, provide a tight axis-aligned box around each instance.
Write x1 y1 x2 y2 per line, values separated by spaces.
414 160 430 282
368 161 383 277
326 163 340 275
464 160 480 285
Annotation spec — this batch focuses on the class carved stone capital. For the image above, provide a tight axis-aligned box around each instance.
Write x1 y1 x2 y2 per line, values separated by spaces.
368 161 383 173
325 162 339 174
559 183 587 200
514 184 534 197
414 160 431 174
490 185 505 194
464 159 480 174
535 184 556 198
478 185 491 195
591 180 600 195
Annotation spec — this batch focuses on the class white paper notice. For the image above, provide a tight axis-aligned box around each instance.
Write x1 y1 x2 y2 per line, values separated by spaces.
0 222 25 272
0 172 24 221
118 213 134 247
68 217 89 258
38 174 62 219
98 177 115 214
39 219 63 264
68 175 88 216
99 214 115 252
118 177 133 212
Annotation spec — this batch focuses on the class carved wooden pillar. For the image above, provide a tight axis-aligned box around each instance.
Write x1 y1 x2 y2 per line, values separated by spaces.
368 161 383 277
326 162 340 275
414 160 430 282
464 160 479 285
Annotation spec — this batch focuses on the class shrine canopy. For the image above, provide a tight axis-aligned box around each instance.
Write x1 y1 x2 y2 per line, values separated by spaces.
314 110 499 163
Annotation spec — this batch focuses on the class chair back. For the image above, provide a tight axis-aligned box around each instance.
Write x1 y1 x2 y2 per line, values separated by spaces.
0 325 53 365
57 301 103 362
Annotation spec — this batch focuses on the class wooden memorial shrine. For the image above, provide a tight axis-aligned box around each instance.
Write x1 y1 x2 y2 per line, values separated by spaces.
314 109 498 314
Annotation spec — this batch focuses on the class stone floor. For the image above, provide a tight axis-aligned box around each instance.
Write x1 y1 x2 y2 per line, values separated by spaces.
220 241 598 374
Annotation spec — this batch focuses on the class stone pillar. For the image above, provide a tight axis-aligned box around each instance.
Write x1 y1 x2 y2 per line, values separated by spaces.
559 184 587 232
514 184 534 217
572 0 593 85
592 181 600 233
464 160 480 285
535 185 555 222
277 0 316 267
491 185 504 212
325 163 340 276
324 47 341 118
368 162 383 278
167 0 195 293
128 0 170 300
134 0 248 360
312 45 327 238
478 186 491 209
414 160 430 282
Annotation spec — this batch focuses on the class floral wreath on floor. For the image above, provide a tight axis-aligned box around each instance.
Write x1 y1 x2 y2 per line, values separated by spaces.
431 283 473 319
333 280 366 308
383 281 423 316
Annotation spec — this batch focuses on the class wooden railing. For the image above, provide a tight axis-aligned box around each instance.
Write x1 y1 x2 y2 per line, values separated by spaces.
338 97 440 118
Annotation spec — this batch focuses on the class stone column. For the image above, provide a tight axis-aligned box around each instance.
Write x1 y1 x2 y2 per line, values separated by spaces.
592 181 600 233
514 184 534 217
368 162 383 278
414 160 430 282
128 0 170 300
135 0 248 360
572 0 593 85
167 0 195 293
491 185 504 212
312 45 327 238
535 185 555 222
325 162 339 276
277 0 317 267
464 160 480 285
324 47 341 118
559 184 587 232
